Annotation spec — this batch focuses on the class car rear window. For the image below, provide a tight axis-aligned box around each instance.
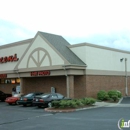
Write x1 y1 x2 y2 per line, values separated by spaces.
25 93 34 97
13 94 20 97
40 94 50 98
57 93 64 98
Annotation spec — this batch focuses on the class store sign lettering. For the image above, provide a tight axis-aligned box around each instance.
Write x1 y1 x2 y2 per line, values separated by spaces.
0 54 19 63
31 71 50 76
0 74 7 78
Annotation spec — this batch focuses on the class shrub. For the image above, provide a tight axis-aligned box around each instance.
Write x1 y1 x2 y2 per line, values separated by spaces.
81 98 90 105
97 90 109 101
108 90 118 102
75 99 84 107
70 100 78 108
58 100 78 108
116 90 122 98
59 100 69 108
81 98 96 105
52 100 60 108
88 98 96 105
52 98 96 108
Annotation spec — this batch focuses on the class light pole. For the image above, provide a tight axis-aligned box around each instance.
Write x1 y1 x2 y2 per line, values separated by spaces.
120 58 128 96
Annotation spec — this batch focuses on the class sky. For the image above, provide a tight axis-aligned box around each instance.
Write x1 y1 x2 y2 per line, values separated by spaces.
0 0 130 51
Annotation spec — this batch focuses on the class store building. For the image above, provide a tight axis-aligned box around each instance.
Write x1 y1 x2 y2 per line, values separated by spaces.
0 31 130 98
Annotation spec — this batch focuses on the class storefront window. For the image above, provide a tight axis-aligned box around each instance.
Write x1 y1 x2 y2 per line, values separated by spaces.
11 79 15 84
16 78 20 83
0 79 5 84
5 79 11 84
0 78 20 84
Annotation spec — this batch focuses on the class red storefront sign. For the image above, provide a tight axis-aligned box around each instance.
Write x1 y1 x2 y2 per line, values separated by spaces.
0 54 19 63
0 74 7 78
31 71 50 76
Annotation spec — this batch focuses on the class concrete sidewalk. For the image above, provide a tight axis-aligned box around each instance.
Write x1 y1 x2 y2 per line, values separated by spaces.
94 97 130 108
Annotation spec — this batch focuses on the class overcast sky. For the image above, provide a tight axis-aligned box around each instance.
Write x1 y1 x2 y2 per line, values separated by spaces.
0 0 130 51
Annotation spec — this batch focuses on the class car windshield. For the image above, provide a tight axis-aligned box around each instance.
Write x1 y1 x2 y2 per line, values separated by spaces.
25 93 34 97
40 93 50 98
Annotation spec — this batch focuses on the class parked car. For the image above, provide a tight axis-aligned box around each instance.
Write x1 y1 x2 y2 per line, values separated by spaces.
5 93 22 105
33 93 69 108
17 92 43 106
0 90 12 101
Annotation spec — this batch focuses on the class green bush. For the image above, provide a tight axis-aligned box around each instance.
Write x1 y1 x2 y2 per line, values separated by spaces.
65 100 78 108
81 98 89 105
108 90 118 101
55 100 77 108
70 100 78 108
116 90 122 98
97 90 109 101
52 98 96 108
75 99 84 107
88 98 96 105
81 98 96 105
52 100 60 108
59 100 69 108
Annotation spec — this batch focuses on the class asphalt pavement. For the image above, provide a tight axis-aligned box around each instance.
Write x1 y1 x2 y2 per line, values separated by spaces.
0 97 130 130
120 96 130 104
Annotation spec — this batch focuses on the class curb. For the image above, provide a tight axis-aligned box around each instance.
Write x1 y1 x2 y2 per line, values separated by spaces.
118 97 123 104
44 104 106 113
75 104 105 111
44 108 76 113
44 98 123 113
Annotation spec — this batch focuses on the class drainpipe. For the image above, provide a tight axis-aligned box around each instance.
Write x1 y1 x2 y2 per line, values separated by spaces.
63 65 69 98
125 58 128 96
120 58 128 96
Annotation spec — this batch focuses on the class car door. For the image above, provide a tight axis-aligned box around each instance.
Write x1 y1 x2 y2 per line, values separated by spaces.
57 93 64 99
50 94 59 101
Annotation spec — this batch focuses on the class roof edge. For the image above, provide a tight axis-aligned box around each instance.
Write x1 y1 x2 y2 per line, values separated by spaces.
0 38 33 49
68 42 130 54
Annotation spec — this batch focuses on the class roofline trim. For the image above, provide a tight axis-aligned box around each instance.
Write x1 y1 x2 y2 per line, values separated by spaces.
0 38 33 49
68 42 130 54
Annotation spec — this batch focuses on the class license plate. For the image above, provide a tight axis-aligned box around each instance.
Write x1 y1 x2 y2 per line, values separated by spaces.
36 99 38 101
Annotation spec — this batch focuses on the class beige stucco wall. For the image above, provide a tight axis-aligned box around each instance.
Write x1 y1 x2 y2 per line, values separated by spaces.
69 44 130 72
0 43 30 72
18 35 65 69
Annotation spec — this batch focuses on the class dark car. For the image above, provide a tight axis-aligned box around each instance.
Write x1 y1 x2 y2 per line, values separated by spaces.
33 93 69 108
0 91 12 102
17 92 43 106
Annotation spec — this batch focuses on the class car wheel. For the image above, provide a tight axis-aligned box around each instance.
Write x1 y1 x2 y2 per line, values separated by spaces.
23 104 27 107
48 102 52 108
8 103 12 105
38 105 42 108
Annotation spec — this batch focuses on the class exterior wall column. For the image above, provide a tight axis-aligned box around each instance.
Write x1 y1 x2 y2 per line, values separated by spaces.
66 75 74 98
20 78 24 95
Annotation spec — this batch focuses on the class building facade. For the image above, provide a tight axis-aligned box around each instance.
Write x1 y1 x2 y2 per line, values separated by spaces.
0 31 130 98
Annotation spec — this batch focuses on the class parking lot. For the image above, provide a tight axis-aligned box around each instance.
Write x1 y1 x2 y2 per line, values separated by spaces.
0 102 53 127
0 99 130 130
